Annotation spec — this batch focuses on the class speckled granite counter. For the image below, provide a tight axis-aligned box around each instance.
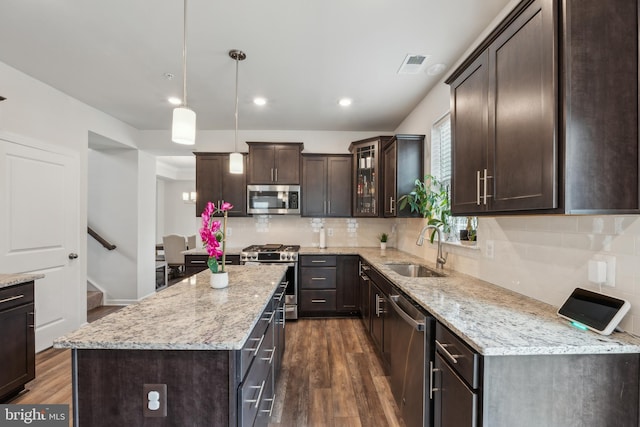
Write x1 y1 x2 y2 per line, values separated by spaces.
300 246 640 356
182 247 243 256
54 264 287 350
0 273 44 289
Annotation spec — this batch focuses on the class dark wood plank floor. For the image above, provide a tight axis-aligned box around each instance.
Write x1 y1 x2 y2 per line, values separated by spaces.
10 313 404 427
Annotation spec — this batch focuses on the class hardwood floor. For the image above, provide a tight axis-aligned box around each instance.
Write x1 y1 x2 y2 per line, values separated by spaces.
8 315 404 427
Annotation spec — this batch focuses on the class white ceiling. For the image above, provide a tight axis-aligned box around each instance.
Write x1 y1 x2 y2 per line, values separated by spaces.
0 0 511 137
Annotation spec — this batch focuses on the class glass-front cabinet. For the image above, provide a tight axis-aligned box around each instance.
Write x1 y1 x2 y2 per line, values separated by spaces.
349 136 391 217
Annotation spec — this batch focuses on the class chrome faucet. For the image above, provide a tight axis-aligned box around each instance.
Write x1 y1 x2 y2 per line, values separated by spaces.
416 224 448 269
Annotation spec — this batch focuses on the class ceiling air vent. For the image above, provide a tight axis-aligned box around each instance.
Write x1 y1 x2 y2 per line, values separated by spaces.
397 54 430 74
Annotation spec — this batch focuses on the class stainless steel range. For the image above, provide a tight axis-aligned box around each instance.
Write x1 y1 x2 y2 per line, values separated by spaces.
240 244 300 319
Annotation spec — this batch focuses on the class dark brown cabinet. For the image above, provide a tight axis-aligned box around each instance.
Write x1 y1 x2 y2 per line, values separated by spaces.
446 0 639 215
247 142 303 185
383 135 425 217
184 254 240 277
349 136 391 217
299 255 359 317
302 154 352 217
195 153 246 216
0 281 35 402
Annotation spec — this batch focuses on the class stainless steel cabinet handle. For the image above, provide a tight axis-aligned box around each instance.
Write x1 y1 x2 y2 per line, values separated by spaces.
328 200 331 213
191 260 206 264
311 277 326 281
311 299 326 303
311 260 326 263
361 265 370 271
482 168 488 205
429 361 440 399
261 347 276 364
390 197 395 213
68 253 78 260
388 295 425 331
436 340 461 364
28 312 35 329
360 274 370 282
476 170 481 205
0 294 24 304
246 380 266 408
245 335 265 356
275 168 278 182
261 393 276 416
375 294 381 317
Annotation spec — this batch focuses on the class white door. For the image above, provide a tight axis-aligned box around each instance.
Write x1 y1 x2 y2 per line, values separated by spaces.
0 135 81 351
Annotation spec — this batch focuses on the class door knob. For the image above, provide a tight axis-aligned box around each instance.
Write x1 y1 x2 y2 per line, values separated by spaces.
68 253 79 259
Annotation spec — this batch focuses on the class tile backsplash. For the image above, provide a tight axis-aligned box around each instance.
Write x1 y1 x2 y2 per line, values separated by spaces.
396 215 640 336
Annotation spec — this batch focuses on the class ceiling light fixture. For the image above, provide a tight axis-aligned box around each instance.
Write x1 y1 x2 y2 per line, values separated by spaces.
338 98 352 107
229 49 246 174
171 0 196 145
253 97 267 106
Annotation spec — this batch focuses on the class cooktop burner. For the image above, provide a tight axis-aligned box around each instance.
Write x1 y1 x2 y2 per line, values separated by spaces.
242 244 300 253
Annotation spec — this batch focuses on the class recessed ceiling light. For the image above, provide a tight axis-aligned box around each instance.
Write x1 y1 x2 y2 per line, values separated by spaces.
168 97 182 105
426 63 447 76
338 98 352 107
253 97 267 106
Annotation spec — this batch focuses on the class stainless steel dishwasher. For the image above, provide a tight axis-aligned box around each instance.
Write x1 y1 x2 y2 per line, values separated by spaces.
388 291 434 427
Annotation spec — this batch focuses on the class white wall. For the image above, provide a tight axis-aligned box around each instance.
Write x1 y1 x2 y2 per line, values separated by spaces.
393 0 640 335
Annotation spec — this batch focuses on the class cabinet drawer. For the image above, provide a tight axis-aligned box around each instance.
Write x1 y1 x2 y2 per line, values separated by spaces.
300 255 337 267
300 267 336 289
239 300 274 379
436 323 480 389
185 254 208 267
239 320 275 427
300 290 337 312
0 282 34 311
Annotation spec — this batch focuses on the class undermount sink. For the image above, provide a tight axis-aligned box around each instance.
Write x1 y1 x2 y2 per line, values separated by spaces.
385 263 445 278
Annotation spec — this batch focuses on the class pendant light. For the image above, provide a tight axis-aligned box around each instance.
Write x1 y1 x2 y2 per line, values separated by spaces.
172 0 196 145
229 49 246 174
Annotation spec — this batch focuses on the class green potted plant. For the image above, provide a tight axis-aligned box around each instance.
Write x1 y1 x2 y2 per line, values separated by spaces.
378 232 389 250
459 216 477 245
398 174 451 242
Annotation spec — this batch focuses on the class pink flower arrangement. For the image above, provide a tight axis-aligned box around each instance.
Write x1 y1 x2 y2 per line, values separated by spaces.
199 201 233 273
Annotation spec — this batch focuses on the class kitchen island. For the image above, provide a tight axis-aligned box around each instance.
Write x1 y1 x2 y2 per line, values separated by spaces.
55 265 288 427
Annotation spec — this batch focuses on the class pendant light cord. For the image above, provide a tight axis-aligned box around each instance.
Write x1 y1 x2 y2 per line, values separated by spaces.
182 0 188 107
234 54 239 152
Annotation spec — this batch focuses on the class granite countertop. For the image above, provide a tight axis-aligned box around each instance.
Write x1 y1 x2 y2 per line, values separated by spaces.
182 247 243 256
54 264 287 351
299 246 640 356
0 273 45 289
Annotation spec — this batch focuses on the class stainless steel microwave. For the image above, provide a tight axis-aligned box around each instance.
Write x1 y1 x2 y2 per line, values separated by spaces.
247 185 301 215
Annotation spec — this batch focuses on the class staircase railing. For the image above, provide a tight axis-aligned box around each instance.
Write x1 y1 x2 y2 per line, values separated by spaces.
88 226 116 250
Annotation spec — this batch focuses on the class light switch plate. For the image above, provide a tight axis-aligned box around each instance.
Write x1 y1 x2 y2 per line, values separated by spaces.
592 254 616 287
143 384 167 417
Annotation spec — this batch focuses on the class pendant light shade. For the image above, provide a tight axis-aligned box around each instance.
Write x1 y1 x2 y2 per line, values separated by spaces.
172 0 196 145
172 106 196 145
229 49 246 174
229 152 244 174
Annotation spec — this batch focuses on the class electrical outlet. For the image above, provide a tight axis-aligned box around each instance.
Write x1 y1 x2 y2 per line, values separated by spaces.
327 228 334 236
592 254 616 287
485 240 494 259
143 384 167 417
226 227 232 236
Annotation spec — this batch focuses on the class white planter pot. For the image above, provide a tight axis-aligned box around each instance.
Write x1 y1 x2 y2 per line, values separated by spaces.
210 271 229 289
380 242 387 250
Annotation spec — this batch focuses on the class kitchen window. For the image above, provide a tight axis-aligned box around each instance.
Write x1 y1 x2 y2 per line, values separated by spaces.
431 113 473 241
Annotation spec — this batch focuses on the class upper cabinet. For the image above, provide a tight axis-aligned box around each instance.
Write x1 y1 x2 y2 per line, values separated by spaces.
302 154 352 217
382 134 424 217
195 153 247 217
349 136 391 217
446 0 639 215
247 142 303 185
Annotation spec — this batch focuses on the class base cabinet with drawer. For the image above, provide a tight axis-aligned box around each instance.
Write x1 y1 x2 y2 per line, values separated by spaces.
299 255 359 317
185 254 240 277
0 281 35 402
431 322 640 427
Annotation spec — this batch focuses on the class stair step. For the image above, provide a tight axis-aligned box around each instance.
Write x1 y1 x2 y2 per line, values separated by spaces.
87 290 103 311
